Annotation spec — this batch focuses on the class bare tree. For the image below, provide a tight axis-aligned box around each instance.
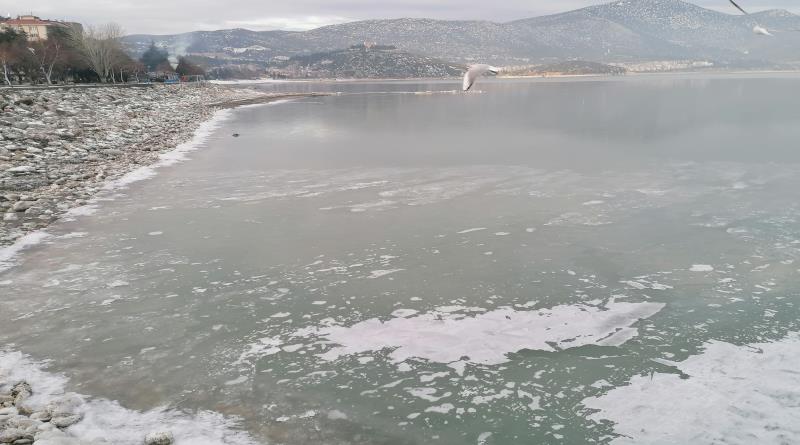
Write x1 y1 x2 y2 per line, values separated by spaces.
0 47 14 86
124 60 146 83
28 38 63 85
67 23 124 83
0 28 25 86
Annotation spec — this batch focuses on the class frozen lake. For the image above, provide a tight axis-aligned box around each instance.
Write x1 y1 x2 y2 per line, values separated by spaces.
3 75 800 444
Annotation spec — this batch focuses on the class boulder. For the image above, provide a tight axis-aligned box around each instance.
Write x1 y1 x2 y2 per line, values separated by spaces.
11 202 34 213
5 166 34 175
29 411 51 422
46 394 83 429
50 415 82 429
33 428 81 445
143 431 174 445
0 428 32 444
10 383 31 405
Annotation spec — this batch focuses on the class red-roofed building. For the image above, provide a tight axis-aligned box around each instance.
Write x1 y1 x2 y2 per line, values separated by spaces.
0 15 80 42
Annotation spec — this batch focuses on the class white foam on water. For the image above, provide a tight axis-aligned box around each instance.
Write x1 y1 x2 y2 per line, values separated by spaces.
583 333 800 444
208 79 300 85
0 231 52 273
457 228 487 234
424 403 455 414
63 204 99 219
689 264 714 272
57 232 89 239
327 409 348 420
103 109 233 192
315 301 665 366
234 336 283 366
0 350 258 445
368 269 404 279
391 309 419 318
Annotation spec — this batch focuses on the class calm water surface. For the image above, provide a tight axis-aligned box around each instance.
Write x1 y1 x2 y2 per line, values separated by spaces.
2 75 800 444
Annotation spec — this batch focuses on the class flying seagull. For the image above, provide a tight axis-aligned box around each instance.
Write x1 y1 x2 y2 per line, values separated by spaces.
728 0 774 36
463 64 499 92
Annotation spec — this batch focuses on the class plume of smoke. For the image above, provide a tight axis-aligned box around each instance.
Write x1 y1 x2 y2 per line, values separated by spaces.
167 34 193 69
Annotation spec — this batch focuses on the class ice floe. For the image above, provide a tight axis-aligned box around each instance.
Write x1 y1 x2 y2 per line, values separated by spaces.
315 301 665 367
583 333 800 444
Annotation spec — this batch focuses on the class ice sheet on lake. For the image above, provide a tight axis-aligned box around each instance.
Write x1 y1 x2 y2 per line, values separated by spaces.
315 301 665 366
583 333 800 444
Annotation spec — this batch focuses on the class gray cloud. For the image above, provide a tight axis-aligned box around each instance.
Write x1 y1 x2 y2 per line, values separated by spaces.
5 0 798 34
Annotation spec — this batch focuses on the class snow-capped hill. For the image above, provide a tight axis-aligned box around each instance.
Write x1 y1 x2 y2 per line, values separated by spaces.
751 9 797 19
122 0 800 67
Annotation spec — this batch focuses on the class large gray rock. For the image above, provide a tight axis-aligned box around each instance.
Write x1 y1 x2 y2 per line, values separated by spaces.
9 383 31 405
0 428 32 444
29 410 51 422
3 415 41 433
5 166 33 175
50 415 82 429
143 431 174 445
46 394 83 428
33 428 81 445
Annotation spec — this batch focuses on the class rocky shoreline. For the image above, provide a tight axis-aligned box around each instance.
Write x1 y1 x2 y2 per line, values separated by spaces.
0 373 173 445
1 379 96 445
0 85 332 442
0 84 319 251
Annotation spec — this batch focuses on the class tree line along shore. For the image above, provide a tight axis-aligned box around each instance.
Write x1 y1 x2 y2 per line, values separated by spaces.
1 23 205 86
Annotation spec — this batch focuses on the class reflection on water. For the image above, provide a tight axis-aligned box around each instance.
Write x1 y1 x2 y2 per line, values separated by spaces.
2 75 800 444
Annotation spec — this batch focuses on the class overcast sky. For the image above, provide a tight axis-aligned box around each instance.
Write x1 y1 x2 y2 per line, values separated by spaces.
5 0 798 34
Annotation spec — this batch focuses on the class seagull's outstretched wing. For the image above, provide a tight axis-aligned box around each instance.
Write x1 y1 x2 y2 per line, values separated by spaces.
729 0 749 15
463 70 476 91
728 1 774 36
462 64 498 92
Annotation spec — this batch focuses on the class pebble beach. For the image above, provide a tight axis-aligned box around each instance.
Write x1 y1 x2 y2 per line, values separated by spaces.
0 84 307 251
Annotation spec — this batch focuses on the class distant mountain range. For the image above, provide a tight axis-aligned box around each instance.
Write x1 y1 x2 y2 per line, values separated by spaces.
268 45 464 79
123 0 800 73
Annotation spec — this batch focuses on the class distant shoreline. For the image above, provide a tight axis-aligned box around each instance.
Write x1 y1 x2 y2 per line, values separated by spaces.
210 68 800 85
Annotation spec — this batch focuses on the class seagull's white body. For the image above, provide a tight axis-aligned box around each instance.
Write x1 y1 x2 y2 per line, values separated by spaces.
729 0 774 36
463 64 499 91
753 25 773 36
